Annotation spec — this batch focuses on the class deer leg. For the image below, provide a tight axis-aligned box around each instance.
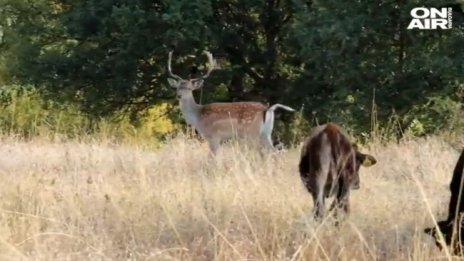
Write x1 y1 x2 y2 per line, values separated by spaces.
207 137 220 155
259 110 276 151
260 134 275 150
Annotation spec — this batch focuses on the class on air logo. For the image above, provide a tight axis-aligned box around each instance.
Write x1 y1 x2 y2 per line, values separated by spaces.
407 7 453 29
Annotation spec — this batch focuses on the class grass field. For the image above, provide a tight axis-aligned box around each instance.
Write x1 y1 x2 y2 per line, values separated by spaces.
0 135 461 260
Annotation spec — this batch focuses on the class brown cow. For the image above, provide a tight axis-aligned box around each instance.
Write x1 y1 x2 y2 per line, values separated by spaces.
424 147 464 254
298 123 377 220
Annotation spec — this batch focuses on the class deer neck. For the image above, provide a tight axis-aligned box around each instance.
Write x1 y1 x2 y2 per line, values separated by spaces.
179 92 202 127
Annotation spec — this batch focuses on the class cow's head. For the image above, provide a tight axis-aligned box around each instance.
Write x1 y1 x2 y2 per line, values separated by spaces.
355 151 377 169
350 144 377 189
352 143 377 170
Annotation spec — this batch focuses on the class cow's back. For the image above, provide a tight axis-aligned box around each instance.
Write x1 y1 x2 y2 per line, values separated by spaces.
299 124 327 182
323 123 353 169
299 123 356 196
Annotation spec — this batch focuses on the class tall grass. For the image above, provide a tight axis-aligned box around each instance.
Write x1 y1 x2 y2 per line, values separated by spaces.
0 134 460 260
0 85 463 259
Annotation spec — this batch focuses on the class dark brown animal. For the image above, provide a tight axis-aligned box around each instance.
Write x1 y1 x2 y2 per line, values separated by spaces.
425 148 464 254
298 123 377 220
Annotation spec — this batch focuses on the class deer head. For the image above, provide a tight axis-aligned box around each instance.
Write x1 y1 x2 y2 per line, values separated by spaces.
166 50 215 99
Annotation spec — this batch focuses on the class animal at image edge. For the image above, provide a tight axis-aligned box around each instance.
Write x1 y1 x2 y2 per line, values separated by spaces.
166 50 295 154
424 147 464 254
298 123 377 220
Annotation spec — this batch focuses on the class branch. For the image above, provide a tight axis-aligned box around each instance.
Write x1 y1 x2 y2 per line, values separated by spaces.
242 65 264 82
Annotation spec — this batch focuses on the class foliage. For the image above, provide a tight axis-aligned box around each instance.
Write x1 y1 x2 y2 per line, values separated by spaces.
0 85 176 143
137 102 178 139
0 134 458 260
291 0 464 139
402 96 462 136
0 85 88 138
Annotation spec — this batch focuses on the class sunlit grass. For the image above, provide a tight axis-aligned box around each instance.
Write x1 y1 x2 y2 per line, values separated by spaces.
0 135 459 260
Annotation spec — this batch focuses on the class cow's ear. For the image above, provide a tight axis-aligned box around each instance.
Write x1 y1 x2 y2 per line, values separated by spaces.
361 153 377 167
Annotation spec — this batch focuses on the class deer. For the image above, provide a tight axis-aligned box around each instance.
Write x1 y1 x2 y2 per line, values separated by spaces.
166 50 295 154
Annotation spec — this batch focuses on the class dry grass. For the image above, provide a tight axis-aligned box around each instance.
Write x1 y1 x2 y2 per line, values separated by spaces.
0 135 461 260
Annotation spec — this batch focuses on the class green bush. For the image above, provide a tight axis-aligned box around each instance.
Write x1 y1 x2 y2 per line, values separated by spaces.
0 85 178 144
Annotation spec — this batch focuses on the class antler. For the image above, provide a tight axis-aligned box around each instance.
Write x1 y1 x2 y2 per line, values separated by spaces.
167 51 183 80
197 50 216 80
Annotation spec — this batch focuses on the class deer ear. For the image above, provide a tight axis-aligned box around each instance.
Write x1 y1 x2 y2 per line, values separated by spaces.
360 153 377 167
191 79 204 90
167 78 180 88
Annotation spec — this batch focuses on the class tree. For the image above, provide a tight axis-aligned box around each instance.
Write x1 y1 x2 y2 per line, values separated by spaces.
2 0 214 116
291 0 464 137
1 0 463 141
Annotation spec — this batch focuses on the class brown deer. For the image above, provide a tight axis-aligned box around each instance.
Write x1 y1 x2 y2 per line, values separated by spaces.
166 50 295 154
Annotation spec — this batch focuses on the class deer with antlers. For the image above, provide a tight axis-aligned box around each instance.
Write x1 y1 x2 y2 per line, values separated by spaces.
166 50 295 154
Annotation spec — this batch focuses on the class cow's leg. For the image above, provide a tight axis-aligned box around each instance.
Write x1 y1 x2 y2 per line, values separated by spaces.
341 182 351 214
310 171 327 221
328 192 342 220
300 175 324 221
333 177 351 222
311 187 325 221
328 198 338 216
328 182 340 214
425 219 456 251
307 136 331 222
457 219 464 255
